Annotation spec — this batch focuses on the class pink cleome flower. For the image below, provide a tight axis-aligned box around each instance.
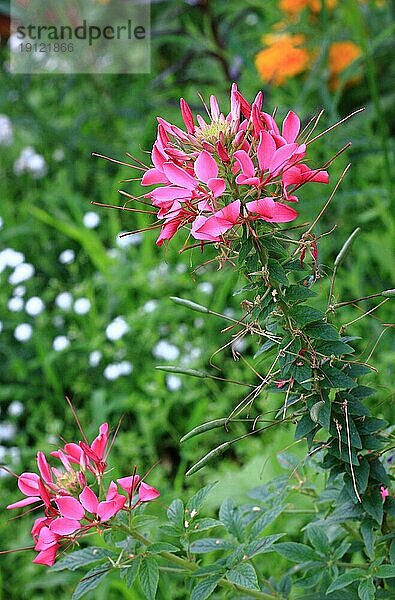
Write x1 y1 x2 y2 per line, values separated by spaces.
6 424 160 567
137 84 329 246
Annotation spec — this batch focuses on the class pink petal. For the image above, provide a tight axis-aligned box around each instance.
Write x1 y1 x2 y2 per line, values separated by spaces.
32 517 52 537
79 486 99 515
257 131 276 171
141 168 169 186
269 144 298 174
50 518 81 536
139 482 160 502
150 186 191 202
192 200 240 241
156 219 182 246
18 472 40 497
269 202 298 222
247 198 297 223
233 150 255 177
37 452 52 484
63 443 84 464
117 475 141 495
208 178 226 198
282 111 300 144
97 500 122 522
106 481 119 501
162 163 197 190
246 197 275 219
194 150 218 183
35 526 58 551
235 174 261 187
56 496 85 520
180 98 195 134
151 143 167 169
91 423 108 460
210 95 220 119
33 545 58 566
7 496 41 509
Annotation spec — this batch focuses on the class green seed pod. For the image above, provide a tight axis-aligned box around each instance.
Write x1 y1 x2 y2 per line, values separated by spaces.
170 296 209 314
334 228 361 267
186 442 233 476
155 365 207 378
180 418 229 443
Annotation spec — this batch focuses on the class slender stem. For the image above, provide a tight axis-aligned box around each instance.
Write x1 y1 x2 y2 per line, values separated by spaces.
128 529 275 599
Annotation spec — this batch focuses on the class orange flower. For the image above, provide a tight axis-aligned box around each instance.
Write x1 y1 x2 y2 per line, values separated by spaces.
328 41 361 90
255 34 310 86
279 0 337 16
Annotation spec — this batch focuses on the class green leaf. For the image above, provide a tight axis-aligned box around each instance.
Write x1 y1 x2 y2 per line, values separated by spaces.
349 386 375 399
244 534 284 558
190 575 222 600
167 499 185 529
51 547 111 571
72 565 110 600
147 543 180 554
320 364 357 389
358 578 375 600
274 542 319 563
374 565 395 578
284 285 317 302
268 258 288 285
306 526 330 555
120 556 141 588
189 538 235 554
363 488 384 525
310 399 330 430
226 563 259 590
254 338 276 358
326 569 366 594
187 482 218 513
304 322 340 341
191 518 223 533
250 506 284 539
390 539 395 565
315 341 355 356
358 417 387 435
295 414 317 440
291 363 312 390
290 305 325 327
139 557 159 600
219 498 244 541
352 458 370 494
361 518 374 560
344 364 372 378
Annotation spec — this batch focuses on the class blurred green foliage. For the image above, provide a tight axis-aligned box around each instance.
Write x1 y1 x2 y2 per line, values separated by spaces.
0 0 393 597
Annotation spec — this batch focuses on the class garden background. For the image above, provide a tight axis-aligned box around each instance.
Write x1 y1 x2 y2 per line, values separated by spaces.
0 0 394 598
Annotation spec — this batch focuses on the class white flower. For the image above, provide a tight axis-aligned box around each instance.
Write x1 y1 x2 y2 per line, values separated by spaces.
118 360 133 375
8 262 34 285
152 340 180 361
198 282 213 294
0 422 16 441
0 321 3 334
8 297 24 312
103 363 120 381
25 296 45 316
59 249 75 265
13 147 47 178
105 316 129 341
166 375 182 392
55 291 73 311
0 216 3 229
83 211 100 229
142 300 158 314
53 335 70 352
13 285 26 297
8 401 24 417
74 298 91 315
14 323 33 342
116 232 142 248
89 350 102 367
0 114 13 146
0 248 25 272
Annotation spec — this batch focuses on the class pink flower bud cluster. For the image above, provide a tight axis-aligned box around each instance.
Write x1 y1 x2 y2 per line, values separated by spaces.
140 84 329 246
7 423 160 566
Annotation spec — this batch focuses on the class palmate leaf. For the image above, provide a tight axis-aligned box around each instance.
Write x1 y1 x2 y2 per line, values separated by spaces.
187 482 218 513
190 575 222 600
226 562 259 590
72 565 111 600
139 557 159 600
326 569 366 594
249 506 285 539
120 556 141 588
219 498 244 542
274 542 320 563
51 547 112 571
167 498 185 530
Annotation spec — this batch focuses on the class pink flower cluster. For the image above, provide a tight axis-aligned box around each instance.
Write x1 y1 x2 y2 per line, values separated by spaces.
140 84 329 246
7 424 159 566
